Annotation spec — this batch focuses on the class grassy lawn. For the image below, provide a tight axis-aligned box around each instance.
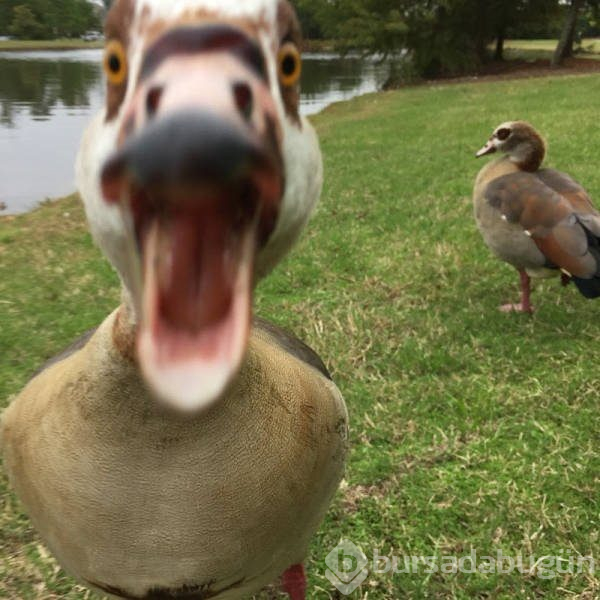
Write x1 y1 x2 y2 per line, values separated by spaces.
0 39 103 51
506 38 600 61
1 74 599 599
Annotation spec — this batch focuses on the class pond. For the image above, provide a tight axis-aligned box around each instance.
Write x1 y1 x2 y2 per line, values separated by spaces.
0 50 389 215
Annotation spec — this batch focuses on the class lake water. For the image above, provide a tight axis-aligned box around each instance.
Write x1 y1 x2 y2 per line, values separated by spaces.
0 50 389 214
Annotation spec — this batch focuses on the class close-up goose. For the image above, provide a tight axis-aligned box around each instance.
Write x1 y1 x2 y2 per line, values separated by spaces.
473 120 600 313
1 1 348 599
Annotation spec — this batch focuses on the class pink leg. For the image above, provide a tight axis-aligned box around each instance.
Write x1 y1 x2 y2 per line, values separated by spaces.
282 564 306 600
500 269 533 314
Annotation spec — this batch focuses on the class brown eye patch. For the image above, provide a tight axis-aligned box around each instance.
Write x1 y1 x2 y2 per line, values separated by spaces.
496 128 511 141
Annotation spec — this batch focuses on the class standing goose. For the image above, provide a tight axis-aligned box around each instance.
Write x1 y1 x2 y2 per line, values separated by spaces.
1 1 348 599
473 121 600 313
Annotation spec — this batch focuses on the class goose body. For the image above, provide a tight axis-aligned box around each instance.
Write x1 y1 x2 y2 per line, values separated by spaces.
1 1 348 598
473 121 600 312
3 312 346 599
474 157 549 272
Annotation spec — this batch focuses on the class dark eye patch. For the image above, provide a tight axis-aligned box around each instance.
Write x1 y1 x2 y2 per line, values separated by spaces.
139 25 267 84
496 128 511 141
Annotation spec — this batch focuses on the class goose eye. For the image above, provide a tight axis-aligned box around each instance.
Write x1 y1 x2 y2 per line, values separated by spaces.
496 128 511 141
278 42 302 87
104 40 128 86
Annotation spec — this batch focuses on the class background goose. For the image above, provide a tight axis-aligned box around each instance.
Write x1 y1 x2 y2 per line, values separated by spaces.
473 121 600 313
1 1 348 599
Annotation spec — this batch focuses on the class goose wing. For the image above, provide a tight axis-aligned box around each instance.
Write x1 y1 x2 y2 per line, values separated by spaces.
485 171 600 298
536 168 597 214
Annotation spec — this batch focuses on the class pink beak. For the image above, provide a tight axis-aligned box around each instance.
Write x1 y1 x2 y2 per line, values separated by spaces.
476 140 497 158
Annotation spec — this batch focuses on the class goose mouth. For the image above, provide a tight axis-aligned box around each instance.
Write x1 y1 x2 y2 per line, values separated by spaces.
100 112 283 411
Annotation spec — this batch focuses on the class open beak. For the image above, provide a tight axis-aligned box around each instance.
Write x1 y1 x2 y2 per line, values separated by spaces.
100 25 283 411
475 140 497 158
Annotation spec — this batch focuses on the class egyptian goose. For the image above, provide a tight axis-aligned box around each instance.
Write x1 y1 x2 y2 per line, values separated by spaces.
473 121 600 313
1 2 348 599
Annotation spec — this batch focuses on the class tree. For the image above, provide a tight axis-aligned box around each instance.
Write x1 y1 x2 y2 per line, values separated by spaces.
553 0 585 65
311 0 568 76
0 0 20 36
551 0 600 64
9 5 45 39
295 0 325 40
465 0 561 62
312 0 502 76
6 0 101 40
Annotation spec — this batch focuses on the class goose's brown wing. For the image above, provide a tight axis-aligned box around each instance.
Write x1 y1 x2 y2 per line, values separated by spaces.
485 172 600 298
536 168 598 215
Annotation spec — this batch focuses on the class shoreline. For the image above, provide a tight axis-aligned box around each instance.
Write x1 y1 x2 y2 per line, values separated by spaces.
3 53 600 217
411 55 600 90
0 39 103 51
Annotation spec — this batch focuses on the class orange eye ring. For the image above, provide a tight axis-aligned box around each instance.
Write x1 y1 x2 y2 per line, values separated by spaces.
104 40 128 86
278 42 302 87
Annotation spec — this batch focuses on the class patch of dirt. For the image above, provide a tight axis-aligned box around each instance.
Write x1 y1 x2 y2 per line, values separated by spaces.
341 478 397 514
386 57 600 90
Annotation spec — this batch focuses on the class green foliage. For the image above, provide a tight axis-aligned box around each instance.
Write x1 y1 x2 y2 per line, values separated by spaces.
1 0 101 40
404 1 490 76
8 5 45 40
295 0 324 40
298 0 563 77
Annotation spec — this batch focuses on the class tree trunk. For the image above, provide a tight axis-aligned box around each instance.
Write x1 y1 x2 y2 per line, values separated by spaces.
552 0 583 66
495 29 505 61
475 33 487 63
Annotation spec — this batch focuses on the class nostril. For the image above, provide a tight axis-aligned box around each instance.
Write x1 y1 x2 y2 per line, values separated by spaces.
146 85 164 118
232 82 253 122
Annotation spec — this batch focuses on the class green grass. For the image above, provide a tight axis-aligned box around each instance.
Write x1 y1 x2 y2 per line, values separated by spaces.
0 39 103 51
1 74 599 599
505 39 564 52
505 38 600 61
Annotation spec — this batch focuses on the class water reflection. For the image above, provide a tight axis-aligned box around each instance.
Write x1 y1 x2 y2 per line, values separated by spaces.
0 50 104 213
0 56 101 126
301 53 389 115
0 50 388 214
0 50 102 127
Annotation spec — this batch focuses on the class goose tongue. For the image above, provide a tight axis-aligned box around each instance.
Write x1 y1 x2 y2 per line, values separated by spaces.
138 198 256 411
155 210 233 338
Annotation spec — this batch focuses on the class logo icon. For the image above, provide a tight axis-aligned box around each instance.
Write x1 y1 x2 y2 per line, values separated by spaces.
325 539 369 595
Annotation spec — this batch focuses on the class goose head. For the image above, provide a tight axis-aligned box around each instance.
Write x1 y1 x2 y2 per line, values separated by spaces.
76 0 322 412
476 121 546 172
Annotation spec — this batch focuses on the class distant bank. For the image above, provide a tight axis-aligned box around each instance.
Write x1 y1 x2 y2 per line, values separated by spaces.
0 38 335 53
0 39 103 51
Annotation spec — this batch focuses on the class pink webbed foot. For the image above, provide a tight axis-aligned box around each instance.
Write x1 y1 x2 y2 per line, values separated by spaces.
282 564 306 600
499 302 534 314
